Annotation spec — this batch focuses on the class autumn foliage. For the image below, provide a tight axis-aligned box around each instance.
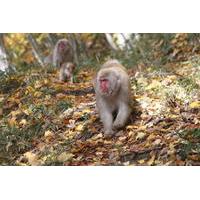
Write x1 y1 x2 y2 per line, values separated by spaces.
0 33 200 165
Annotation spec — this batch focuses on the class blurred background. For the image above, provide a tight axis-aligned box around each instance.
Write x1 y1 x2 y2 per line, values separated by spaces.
1 33 200 73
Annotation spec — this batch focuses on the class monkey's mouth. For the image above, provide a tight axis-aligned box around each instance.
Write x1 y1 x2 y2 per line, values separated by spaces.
109 90 113 95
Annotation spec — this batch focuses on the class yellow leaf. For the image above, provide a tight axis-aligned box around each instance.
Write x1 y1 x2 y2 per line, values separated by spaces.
82 108 91 114
75 124 84 131
44 79 49 85
44 130 54 138
10 110 22 117
146 80 161 90
0 108 3 116
24 152 41 166
34 91 42 97
128 131 135 137
57 152 74 162
147 155 155 165
34 80 43 89
45 95 51 100
0 97 4 102
92 133 103 140
189 101 200 109
19 119 27 126
138 159 145 164
126 125 138 130
136 132 146 140
22 108 32 115
8 117 17 126
26 86 35 94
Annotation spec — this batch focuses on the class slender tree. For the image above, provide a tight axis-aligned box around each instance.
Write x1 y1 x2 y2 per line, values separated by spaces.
105 33 119 51
68 33 79 65
0 34 9 72
27 34 45 67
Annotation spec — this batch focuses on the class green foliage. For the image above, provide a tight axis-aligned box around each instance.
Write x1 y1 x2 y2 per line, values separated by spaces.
56 100 72 113
178 77 199 92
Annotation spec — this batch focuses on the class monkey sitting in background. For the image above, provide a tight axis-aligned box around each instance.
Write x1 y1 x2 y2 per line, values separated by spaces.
44 38 75 82
59 62 76 83
44 39 74 67
52 38 74 68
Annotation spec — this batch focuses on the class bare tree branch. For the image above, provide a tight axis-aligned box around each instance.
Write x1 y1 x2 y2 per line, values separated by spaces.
105 33 119 51
27 34 45 67
0 34 9 72
67 34 79 65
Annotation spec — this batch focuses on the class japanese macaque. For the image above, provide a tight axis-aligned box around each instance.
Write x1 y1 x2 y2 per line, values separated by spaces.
59 62 76 83
93 59 132 136
52 39 73 68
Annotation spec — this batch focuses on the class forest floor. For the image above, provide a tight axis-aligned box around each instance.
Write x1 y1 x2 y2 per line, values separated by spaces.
1 56 200 165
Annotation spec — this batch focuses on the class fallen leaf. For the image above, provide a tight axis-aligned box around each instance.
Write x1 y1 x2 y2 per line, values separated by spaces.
92 133 103 140
0 108 3 116
75 124 84 131
136 132 146 140
19 119 27 126
146 80 161 90
44 130 54 138
189 101 200 109
8 117 17 126
82 108 91 114
24 152 41 166
57 152 74 162
10 110 22 117
147 155 156 165
138 159 145 164
153 139 161 146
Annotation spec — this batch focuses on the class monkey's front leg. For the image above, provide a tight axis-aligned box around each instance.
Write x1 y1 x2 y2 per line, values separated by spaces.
98 104 114 136
113 103 131 130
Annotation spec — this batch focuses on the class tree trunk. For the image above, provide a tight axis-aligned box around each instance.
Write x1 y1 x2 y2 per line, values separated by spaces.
105 33 119 51
76 33 89 58
68 33 79 65
27 34 45 67
47 33 57 47
0 34 9 72
121 33 134 49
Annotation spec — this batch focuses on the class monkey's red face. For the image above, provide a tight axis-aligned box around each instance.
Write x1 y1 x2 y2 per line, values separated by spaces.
58 42 67 51
100 78 109 93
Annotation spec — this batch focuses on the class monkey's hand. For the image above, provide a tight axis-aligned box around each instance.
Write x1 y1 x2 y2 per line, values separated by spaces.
104 129 115 138
113 121 124 130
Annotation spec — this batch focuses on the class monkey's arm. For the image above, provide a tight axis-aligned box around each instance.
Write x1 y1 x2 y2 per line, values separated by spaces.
98 99 114 135
113 102 131 130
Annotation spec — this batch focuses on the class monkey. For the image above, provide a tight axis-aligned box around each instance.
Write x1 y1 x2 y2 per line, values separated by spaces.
93 59 132 136
52 38 73 68
59 62 76 83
